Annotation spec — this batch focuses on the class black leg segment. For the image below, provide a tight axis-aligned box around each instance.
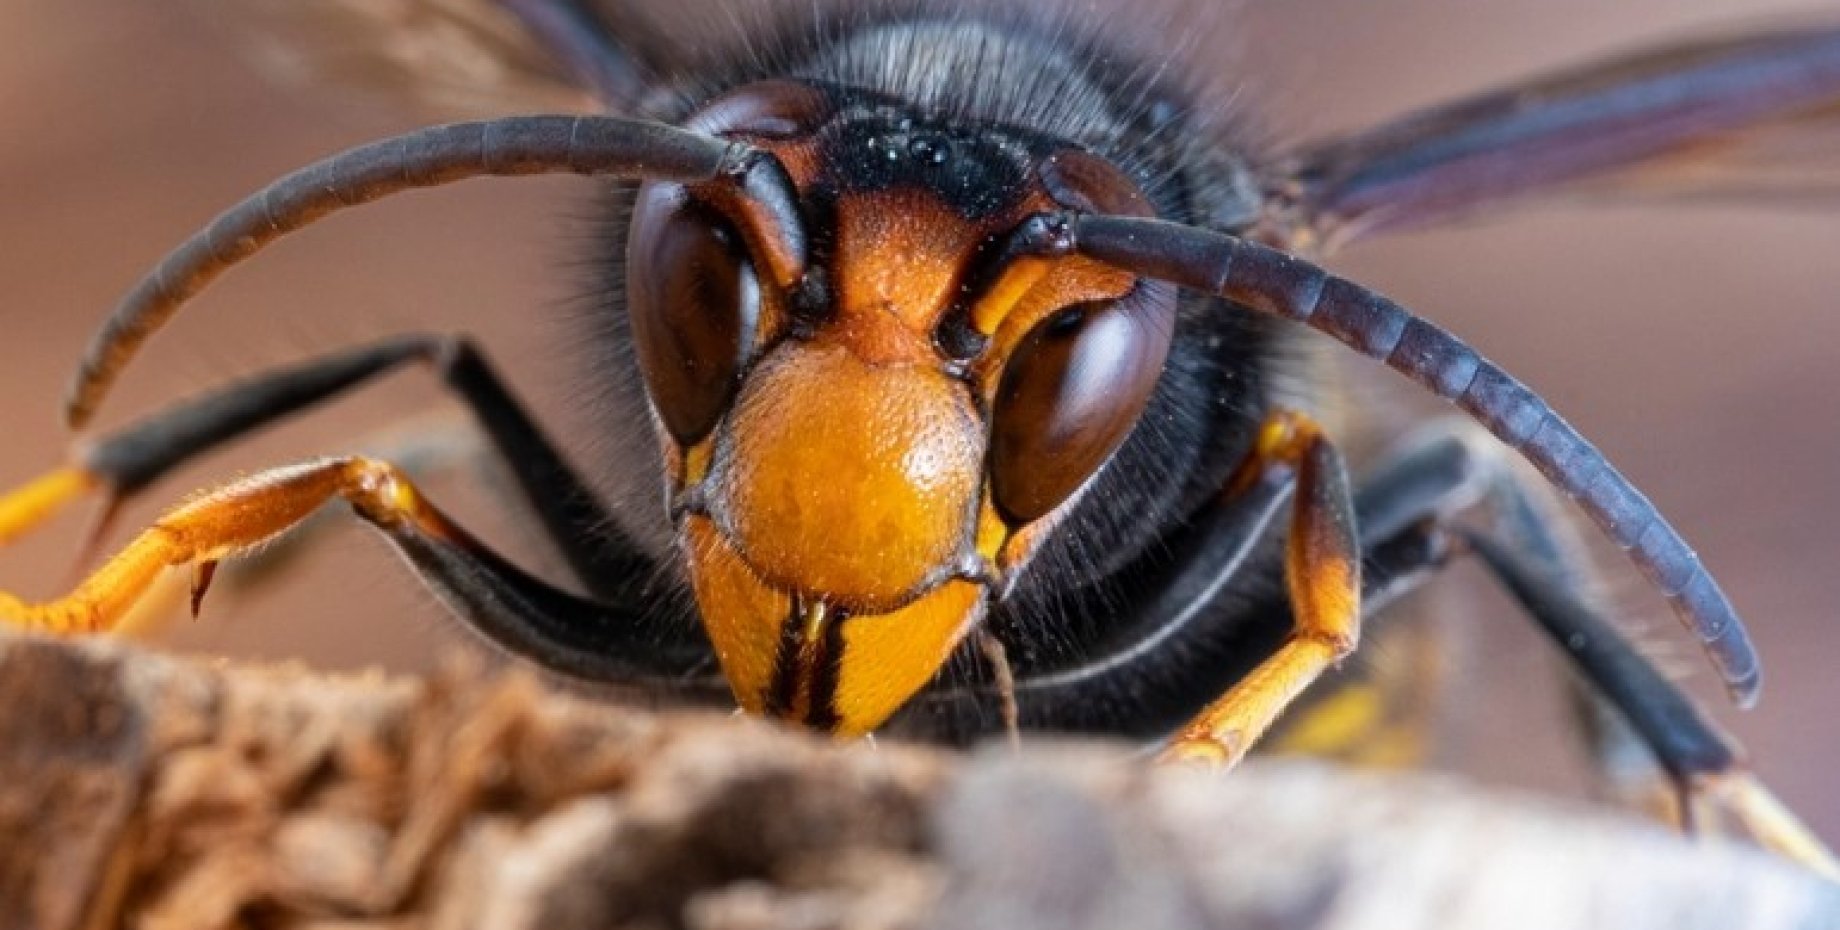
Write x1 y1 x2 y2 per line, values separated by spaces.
75 333 654 600
1459 529 1738 781
369 484 718 693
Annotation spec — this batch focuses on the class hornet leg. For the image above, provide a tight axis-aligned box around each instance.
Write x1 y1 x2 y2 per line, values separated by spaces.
0 334 653 598
1160 410 1362 767
0 455 713 690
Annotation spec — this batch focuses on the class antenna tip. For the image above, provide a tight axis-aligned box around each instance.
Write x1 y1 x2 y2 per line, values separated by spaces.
1677 572 1761 708
1729 670 1763 710
1712 636 1762 709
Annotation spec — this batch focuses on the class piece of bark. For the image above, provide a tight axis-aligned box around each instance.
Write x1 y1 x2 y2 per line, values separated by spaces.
0 630 1833 930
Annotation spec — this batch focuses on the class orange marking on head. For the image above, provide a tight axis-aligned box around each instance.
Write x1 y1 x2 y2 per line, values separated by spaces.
829 191 988 365
714 341 984 611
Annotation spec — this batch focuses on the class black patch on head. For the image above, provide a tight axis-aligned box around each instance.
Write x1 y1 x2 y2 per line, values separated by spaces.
818 108 1033 219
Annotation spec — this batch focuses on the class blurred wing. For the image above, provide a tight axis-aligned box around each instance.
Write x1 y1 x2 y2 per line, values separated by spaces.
208 0 603 118
1579 98 1840 203
1267 22 1840 247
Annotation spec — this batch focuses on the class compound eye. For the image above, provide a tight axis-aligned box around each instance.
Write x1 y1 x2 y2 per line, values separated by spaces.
627 184 761 445
989 285 1177 525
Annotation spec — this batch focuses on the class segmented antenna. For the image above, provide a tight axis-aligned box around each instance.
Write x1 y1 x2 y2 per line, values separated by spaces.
1072 213 1762 707
65 116 743 429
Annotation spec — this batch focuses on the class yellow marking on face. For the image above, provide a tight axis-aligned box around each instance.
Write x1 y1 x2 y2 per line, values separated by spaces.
683 514 787 715
682 440 714 489
972 255 1139 395
969 256 1052 334
974 497 1008 565
683 515 988 734
831 579 985 736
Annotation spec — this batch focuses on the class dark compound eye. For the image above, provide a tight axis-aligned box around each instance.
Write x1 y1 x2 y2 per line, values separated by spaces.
626 183 761 445
989 284 1177 525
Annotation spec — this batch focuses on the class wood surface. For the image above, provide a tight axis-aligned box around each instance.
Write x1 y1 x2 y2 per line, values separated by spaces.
1 630 1834 930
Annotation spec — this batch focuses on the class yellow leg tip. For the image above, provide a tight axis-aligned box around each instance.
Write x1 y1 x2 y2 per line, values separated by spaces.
1160 731 1244 767
1708 773 1840 881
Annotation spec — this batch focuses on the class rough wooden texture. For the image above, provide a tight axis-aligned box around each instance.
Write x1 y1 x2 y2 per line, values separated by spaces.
0 631 1834 930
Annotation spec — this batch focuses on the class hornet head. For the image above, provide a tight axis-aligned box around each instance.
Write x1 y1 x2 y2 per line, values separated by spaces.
625 80 1176 734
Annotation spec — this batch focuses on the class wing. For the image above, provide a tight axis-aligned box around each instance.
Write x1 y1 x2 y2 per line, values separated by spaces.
1264 21 1840 248
204 0 663 118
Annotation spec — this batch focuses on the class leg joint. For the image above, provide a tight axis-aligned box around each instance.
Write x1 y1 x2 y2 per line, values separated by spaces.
337 456 422 525
1303 628 1358 658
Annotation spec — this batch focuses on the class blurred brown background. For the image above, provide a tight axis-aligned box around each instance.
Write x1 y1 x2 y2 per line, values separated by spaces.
1 1 1835 836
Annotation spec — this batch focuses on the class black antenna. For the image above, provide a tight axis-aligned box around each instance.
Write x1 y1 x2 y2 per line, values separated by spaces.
1071 213 1762 707
65 116 745 429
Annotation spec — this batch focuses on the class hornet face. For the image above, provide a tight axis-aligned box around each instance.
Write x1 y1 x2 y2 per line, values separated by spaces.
625 81 1176 734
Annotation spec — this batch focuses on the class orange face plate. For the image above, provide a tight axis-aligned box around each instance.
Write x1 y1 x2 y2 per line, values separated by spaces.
712 339 985 612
